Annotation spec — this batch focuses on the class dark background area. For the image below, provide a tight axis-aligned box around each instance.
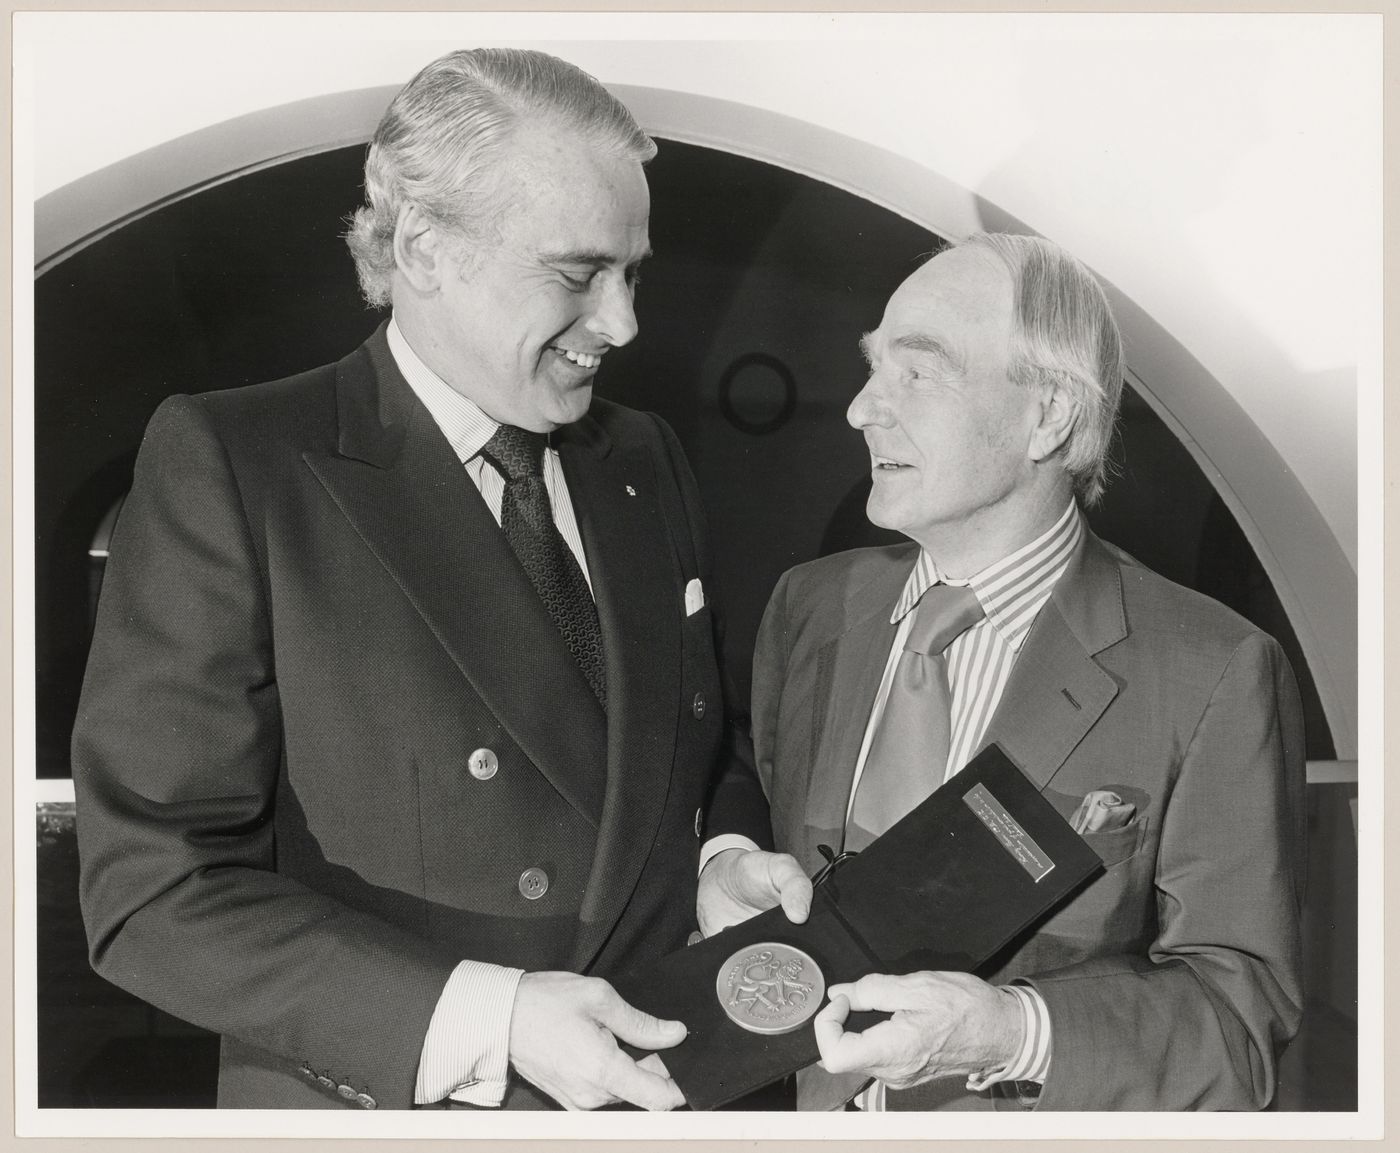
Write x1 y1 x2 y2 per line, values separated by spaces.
34 140 1355 1109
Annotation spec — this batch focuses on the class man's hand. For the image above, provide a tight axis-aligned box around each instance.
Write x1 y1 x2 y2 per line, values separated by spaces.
508 972 686 1110
813 972 1023 1091
696 848 813 938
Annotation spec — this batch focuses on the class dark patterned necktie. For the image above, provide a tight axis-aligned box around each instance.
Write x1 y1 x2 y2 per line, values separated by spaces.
479 424 606 710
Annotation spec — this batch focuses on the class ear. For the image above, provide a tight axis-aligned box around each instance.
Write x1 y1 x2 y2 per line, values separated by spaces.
1027 379 1077 462
392 203 454 294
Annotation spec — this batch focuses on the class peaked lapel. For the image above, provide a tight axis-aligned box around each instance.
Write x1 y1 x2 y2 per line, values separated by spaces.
984 528 1127 790
797 553 913 868
561 421 682 971
302 328 609 826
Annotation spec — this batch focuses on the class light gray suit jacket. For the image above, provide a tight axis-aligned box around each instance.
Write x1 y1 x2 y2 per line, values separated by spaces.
751 527 1306 1110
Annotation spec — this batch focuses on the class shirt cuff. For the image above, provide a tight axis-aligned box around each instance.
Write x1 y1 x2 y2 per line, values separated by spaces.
698 834 762 876
414 960 524 1106
964 983 1051 1092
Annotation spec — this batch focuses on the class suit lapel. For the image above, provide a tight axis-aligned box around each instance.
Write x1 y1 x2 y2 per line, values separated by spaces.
303 329 609 826
798 557 911 868
560 425 681 971
985 529 1126 790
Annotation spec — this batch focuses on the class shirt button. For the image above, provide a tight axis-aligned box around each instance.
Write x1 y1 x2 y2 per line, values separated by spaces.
357 1092 378 1110
467 748 499 780
694 807 703 837
518 867 550 900
691 692 706 720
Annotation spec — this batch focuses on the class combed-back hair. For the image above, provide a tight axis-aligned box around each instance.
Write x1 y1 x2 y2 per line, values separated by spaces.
958 232 1125 506
346 48 656 308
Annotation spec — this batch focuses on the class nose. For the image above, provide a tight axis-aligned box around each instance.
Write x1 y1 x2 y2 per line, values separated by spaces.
586 274 640 348
847 374 894 431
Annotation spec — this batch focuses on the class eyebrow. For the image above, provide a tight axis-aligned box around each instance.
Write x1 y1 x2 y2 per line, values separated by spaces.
860 330 963 372
890 332 961 367
539 246 653 271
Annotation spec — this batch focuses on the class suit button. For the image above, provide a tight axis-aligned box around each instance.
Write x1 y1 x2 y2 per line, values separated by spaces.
468 748 499 780
316 1075 335 1090
691 692 706 719
694 807 703 837
357 1092 378 1110
518 867 549 900
336 1083 358 1100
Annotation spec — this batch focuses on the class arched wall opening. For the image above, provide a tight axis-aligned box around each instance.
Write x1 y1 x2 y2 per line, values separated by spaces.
34 83 1356 766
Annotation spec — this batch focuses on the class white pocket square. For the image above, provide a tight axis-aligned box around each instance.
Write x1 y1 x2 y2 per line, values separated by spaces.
684 578 706 616
1070 789 1137 834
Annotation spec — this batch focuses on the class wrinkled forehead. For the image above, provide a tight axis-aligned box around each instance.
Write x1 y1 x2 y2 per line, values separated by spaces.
875 247 1014 353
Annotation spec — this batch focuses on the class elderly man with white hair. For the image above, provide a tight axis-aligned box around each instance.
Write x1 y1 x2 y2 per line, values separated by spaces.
703 233 1308 1111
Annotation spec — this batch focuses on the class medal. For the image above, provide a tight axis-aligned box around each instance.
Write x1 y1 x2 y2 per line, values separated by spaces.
715 943 825 1035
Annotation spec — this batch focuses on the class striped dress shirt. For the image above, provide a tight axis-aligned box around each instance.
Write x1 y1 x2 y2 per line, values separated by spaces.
387 316 595 1107
850 500 1082 1107
866 498 1083 791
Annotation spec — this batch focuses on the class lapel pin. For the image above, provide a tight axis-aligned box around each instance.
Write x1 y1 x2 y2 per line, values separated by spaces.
625 484 637 496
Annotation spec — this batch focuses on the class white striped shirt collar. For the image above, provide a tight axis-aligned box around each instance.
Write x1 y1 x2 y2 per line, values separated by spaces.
892 501 1083 652
387 314 513 466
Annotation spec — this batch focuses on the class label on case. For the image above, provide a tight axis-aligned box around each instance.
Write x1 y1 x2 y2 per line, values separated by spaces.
963 782 1056 882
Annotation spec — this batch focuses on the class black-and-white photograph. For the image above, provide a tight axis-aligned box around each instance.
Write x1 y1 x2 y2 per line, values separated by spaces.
14 10 1379 1142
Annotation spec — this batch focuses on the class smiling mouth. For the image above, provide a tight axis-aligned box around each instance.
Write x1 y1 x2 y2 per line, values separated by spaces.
872 454 911 471
549 346 604 370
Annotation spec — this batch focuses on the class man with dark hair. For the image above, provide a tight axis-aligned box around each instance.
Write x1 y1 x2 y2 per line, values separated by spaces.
74 48 771 1112
711 233 1307 1110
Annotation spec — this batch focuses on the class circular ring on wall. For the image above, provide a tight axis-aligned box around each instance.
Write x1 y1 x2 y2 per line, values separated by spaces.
717 352 798 436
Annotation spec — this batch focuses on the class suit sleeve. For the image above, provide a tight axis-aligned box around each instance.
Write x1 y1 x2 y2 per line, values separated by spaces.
1025 631 1308 1110
73 396 459 1108
648 414 772 849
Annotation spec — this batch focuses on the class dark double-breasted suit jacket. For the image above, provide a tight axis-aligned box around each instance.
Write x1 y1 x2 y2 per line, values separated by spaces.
74 326 769 1109
752 528 1307 1110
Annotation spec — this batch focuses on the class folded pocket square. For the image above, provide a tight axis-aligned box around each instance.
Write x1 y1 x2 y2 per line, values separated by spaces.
684 577 706 616
1070 789 1137 834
